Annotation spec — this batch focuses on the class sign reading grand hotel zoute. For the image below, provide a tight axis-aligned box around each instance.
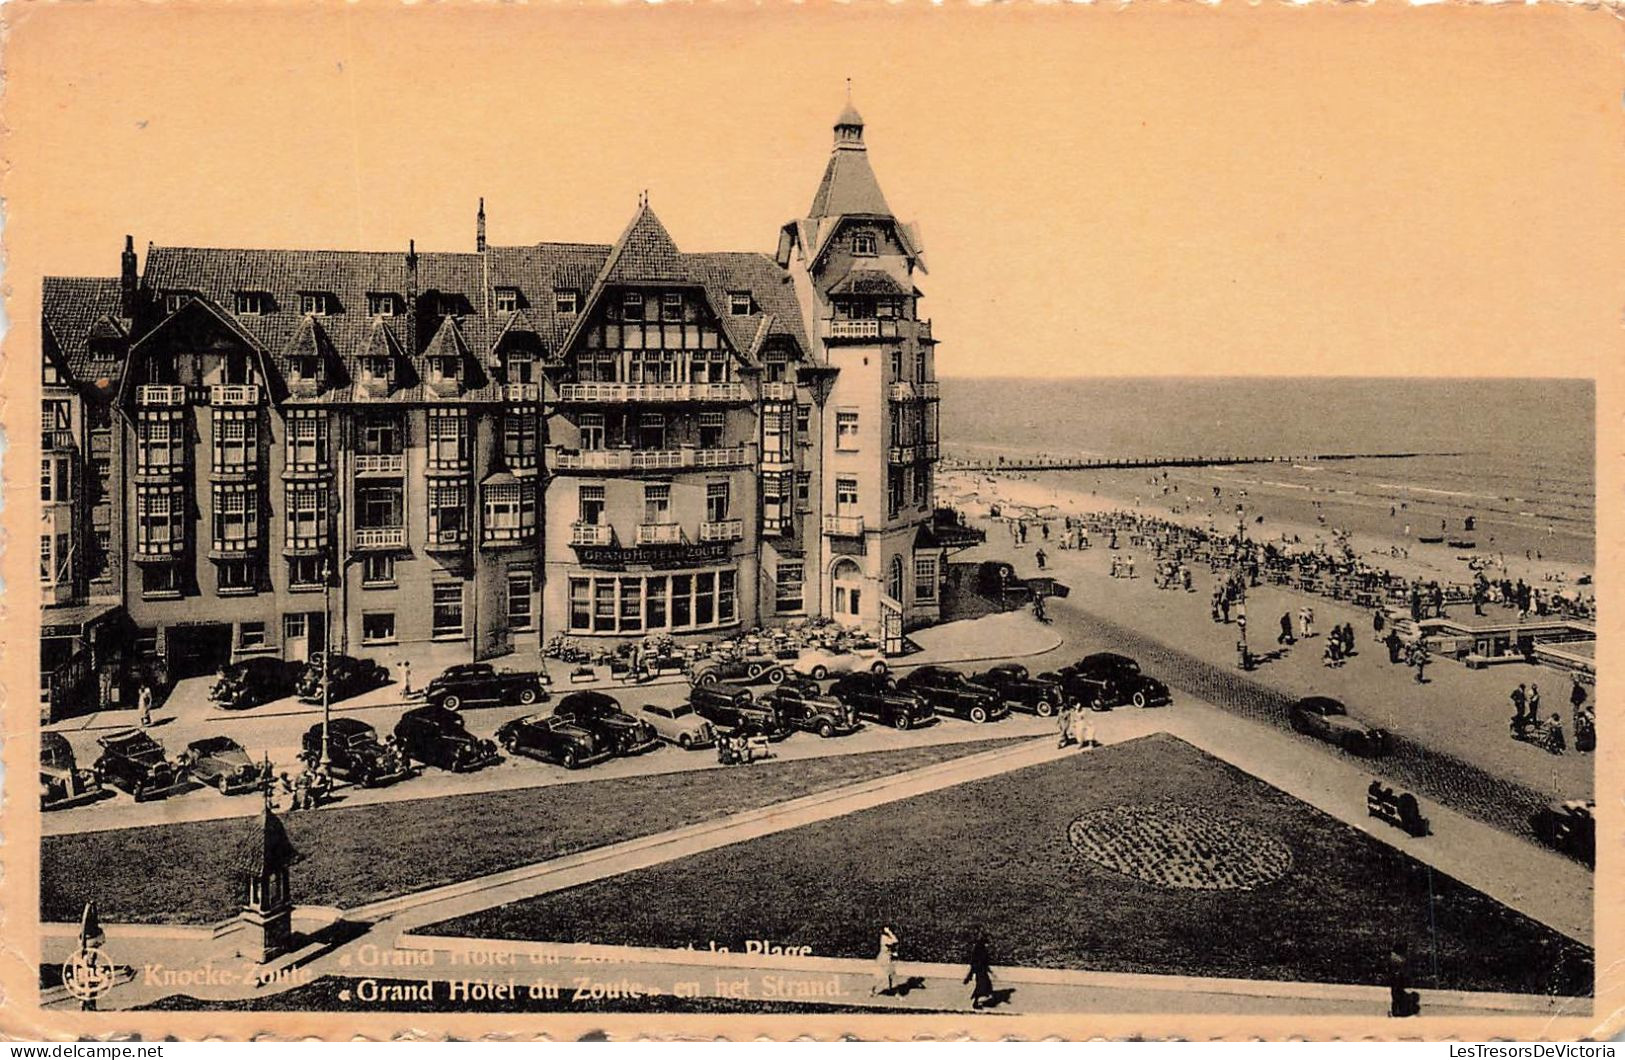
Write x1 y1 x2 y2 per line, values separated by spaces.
573 542 735 570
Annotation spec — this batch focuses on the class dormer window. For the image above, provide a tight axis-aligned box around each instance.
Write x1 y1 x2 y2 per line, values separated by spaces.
506 349 535 384
367 293 398 317
289 355 321 382
852 232 878 256
427 355 462 384
360 356 393 383
661 291 683 322
555 289 579 315
622 291 644 321
495 288 520 313
300 292 330 316
439 293 464 317
164 291 193 313
235 291 270 316
729 291 753 316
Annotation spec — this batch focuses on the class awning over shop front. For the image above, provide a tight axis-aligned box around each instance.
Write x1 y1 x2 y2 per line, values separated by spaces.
41 601 121 640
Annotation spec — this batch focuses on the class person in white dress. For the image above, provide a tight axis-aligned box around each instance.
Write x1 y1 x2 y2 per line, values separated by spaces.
872 926 900 996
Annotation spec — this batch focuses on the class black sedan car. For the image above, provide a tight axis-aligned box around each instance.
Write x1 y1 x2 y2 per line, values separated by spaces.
828 672 935 731
299 718 412 786
689 655 786 688
760 677 862 738
183 735 267 795
688 684 789 740
1045 653 1171 711
41 731 103 811
1287 696 1392 757
209 657 303 710
551 692 661 756
1530 799 1594 866
296 653 391 705
93 729 187 801
393 705 501 772
972 663 1063 717
897 666 1009 724
424 663 550 711
496 713 609 769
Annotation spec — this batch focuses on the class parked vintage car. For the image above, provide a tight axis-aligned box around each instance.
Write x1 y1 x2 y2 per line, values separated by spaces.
424 663 550 711
93 729 187 801
496 713 608 769
393 705 501 772
1530 799 1594 866
791 645 889 681
295 653 391 705
897 666 1009 724
828 672 935 731
1287 696 1392 757
551 692 662 756
688 683 789 739
40 731 103 811
760 677 862 738
209 657 303 710
1044 653 1172 711
689 654 786 688
972 663 1064 716
637 703 718 750
298 718 412 786
183 735 267 795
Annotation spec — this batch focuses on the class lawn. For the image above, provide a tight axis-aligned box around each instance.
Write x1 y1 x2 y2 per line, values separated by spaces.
426 734 1591 997
42 738 1015 926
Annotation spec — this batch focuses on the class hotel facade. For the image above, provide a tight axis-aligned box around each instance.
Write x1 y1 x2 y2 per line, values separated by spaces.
39 104 952 708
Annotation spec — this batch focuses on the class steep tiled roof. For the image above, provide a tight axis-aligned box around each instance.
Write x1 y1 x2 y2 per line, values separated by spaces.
42 276 126 383
599 205 690 286
688 251 809 359
808 144 892 219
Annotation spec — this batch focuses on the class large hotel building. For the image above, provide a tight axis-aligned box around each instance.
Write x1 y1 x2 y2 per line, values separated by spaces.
39 104 958 712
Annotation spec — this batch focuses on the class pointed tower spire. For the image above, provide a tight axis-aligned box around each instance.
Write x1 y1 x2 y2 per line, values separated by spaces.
810 90 891 218
476 198 487 252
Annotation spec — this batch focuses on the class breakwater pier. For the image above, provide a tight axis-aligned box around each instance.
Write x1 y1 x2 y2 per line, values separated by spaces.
941 452 1465 473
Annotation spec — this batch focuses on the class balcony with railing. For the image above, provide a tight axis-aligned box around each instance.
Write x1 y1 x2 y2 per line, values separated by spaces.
482 523 535 547
918 319 933 343
42 429 77 452
888 445 918 465
699 518 744 543
760 381 795 402
424 526 469 553
354 526 406 550
503 382 541 403
917 380 940 400
137 385 189 406
888 382 917 402
823 513 865 537
547 445 749 473
210 384 260 406
570 522 614 547
636 522 685 546
556 381 749 404
354 453 405 476
920 442 941 461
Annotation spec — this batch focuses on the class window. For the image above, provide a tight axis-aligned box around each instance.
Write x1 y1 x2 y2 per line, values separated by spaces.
483 482 536 541
363 612 396 644
622 290 644 321
699 411 725 449
285 483 329 546
568 570 739 633
836 477 859 513
288 354 321 383
495 288 519 312
136 486 185 554
762 472 789 535
718 569 737 624
796 403 811 435
428 411 468 467
92 529 112 581
224 563 261 601
619 579 643 632
43 358 61 385
775 562 805 613
729 291 753 316
569 579 591 631
427 354 462 385
637 413 666 451
137 412 181 472
367 293 398 317
360 414 400 455
432 583 464 638
142 564 181 596
213 410 257 472
165 291 190 313
428 482 469 544
661 291 683 322
43 398 71 430
503 410 539 465
237 617 264 650
284 613 307 641
579 413 605 451
212 485 259 551
555 289 580 315
506 349 535 384
762 406 791 464
39 535 52 584
360 355 393 384
889 468 905 519
796 471 812 509
300 292 330 316
439 293 464 317
706 481 730 523
914 555 939 602
235 291 269 315
578 484 605 525
836 409 860 450
362 553 395 586
644 483 671 524
913 467 929 507
41 456 72 503
288 413 330 469
358 485 403 529
288 556 324 589
889 555 905 601
508 571 534 631
852 231 878 256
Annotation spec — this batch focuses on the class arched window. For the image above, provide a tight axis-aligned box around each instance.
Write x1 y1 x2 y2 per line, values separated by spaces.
888 555 905 602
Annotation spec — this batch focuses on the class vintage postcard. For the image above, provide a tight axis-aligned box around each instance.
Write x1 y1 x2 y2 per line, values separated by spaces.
2 1 1619 1042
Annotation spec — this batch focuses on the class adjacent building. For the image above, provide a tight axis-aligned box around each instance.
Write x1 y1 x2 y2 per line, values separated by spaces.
39 102 951 706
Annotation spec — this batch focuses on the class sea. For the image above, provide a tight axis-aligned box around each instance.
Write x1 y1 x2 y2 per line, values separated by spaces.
939 377 1595 566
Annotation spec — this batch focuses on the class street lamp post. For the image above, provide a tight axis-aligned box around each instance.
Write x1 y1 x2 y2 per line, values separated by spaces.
319 555 332 778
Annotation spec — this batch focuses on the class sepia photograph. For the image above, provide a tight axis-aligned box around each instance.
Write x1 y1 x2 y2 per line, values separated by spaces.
3 1 1619 1043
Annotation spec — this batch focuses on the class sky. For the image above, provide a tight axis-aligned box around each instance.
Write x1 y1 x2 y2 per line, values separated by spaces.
5 4 1623 380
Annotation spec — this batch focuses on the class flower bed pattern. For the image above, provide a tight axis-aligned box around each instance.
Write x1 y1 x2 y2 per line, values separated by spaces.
1068 803 1293 891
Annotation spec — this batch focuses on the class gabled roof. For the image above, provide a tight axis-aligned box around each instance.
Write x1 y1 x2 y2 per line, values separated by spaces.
827 268 912 298
808 144 892 219
280 315 337 362
361 318 404 360
423 315 470 360
42 276 127 382
599 204 691 286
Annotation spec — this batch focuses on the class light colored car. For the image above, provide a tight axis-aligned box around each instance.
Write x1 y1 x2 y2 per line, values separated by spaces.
638 702 718 750
792 645 889 681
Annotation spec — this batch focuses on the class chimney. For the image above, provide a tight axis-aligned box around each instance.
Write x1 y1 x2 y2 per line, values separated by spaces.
120 235 137 320
476 198 487 253
405 239 420 355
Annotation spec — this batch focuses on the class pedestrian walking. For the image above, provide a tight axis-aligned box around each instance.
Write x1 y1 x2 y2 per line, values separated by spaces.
401 658 413 695
1035 548 1047 571
872 926 900 996
1528 684 1541 722
137 682 154 728
965 936 996 1010
1278 612 1295 646
1372 607 1386 641
1297 606 1310 640
1068 706 1090 751
1125 555 1135 579
1057 704 1075 749
1510 683 1528 725
1304 606 1315 638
